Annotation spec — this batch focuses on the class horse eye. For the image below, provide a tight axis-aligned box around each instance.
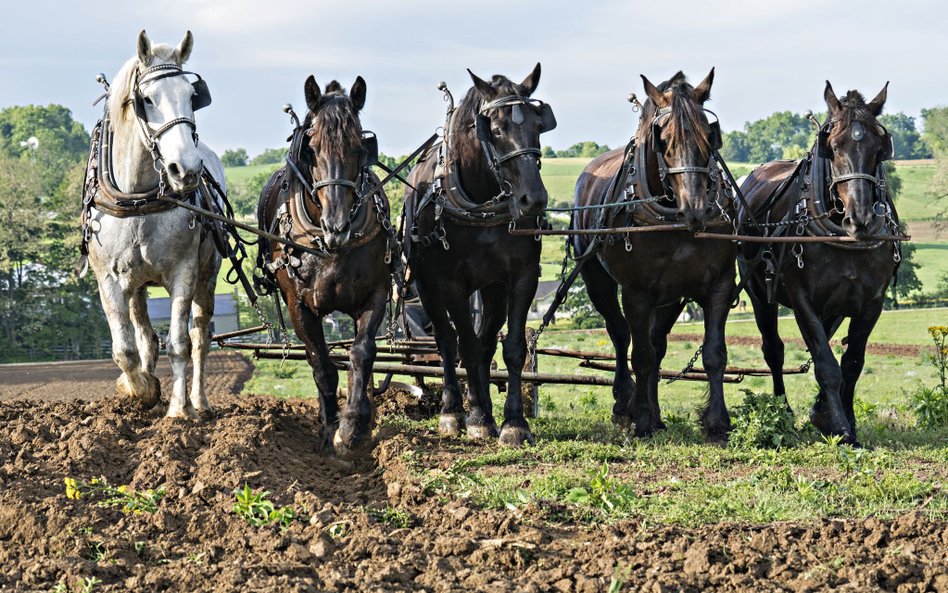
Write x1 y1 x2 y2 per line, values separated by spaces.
143 97 154 106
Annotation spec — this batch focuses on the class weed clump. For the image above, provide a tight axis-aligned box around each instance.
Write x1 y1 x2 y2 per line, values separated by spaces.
729 390 799 450
63 477 164 514
912 325 948 428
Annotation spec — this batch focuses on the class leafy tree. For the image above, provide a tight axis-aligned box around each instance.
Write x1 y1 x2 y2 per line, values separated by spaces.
250 148 286 166
0 104 89 195
542 146 556 159
720 130 749 162
742 111 814 163
556 141 610 158
878 113 931 160
221 148 249 167
921 107 948 156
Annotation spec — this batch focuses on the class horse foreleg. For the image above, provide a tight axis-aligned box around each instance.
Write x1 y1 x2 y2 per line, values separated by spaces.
414 280 464 436
129 287 161 408
477 282 508 409
622 293 660 437
188 280 216 416
291 302 339 443
445 294 497 440
746 281 788 405
581 258 635 428
698 282 733 442
165 284 195 418
100 278 155 409
840 301 883 440
788 291 853 442
335 289 388 457
498 276 537 447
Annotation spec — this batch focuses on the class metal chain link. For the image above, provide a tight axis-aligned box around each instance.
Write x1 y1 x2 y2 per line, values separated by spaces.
666 344 703 384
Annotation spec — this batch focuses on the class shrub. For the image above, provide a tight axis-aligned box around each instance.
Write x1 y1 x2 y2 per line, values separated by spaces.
729 390 799 449
912 325 948 428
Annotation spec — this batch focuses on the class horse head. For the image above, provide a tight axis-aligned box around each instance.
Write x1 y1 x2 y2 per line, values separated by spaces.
820 81 892 240
303 76 372 249
460 63 553 220
641 69 720 232
119 30 209 194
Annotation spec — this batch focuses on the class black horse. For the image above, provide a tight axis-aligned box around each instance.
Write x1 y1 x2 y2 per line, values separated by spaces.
572 70 738 440
257 76 394 456
403 64 554 446
739 82 900 444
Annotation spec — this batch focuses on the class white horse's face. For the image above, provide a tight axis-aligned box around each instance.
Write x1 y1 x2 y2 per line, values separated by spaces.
138 75 203 192
134 31 204 193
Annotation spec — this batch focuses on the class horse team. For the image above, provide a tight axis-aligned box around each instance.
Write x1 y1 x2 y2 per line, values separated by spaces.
84 31 900 455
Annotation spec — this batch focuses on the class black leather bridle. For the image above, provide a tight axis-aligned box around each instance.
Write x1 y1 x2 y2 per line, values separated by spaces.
474 94 557 197
129 63 211 162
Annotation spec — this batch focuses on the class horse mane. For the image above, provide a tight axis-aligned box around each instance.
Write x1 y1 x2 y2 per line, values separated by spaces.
307 81 363 160
638 72 711 154
828 90 880 143
107 43 181 127
448 75 524 164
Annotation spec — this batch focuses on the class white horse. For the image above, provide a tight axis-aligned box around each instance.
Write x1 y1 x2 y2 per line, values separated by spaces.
86 31 224 418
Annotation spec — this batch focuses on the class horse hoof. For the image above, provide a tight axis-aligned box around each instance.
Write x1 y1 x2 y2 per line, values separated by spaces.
633 419 662 438
810 409 852 442
466 422 499 441
195 406 216 422
333 429 374 460
611 413 633 430
499 425 534 448
702 416 732 443
142 374 161 409
165 405 197 420
438 414 464 437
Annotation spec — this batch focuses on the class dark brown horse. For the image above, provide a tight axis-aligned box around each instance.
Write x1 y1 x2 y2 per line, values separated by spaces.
738 82 899 444
257 76 393 456
573 70 737 440
403 64 553 446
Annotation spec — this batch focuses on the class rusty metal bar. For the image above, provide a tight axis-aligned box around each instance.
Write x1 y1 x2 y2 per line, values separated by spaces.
510 224 688 236
212 325 270 342
694 232 910 243
577 360 744 383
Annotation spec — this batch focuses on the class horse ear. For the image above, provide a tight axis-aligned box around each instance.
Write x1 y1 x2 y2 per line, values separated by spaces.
824 81 842 116
304 75 321 113
867 81 889 117
640 75 667 108
467 69 494 98
350 76 367 111
694 67 714 104
173 31 193 65
136 30 152 65
519 62 541 96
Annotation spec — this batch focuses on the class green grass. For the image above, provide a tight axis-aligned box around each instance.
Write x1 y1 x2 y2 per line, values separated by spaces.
225 163 281 186
913 242 948 293
242 305 948 526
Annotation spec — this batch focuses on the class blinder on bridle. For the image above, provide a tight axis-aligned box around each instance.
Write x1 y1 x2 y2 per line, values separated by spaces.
817 120 894 161
474 98 557 143
132 63 212 120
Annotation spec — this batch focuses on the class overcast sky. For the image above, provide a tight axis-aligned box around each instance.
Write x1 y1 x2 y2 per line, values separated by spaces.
1 0 944 157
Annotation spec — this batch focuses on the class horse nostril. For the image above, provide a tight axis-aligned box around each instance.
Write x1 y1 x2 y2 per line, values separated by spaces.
676 210 686 220
167 163 181 178
518 195 531 209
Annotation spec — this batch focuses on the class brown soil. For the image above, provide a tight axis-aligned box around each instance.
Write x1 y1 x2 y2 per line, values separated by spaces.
0 355 946 592
670 333 926 359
